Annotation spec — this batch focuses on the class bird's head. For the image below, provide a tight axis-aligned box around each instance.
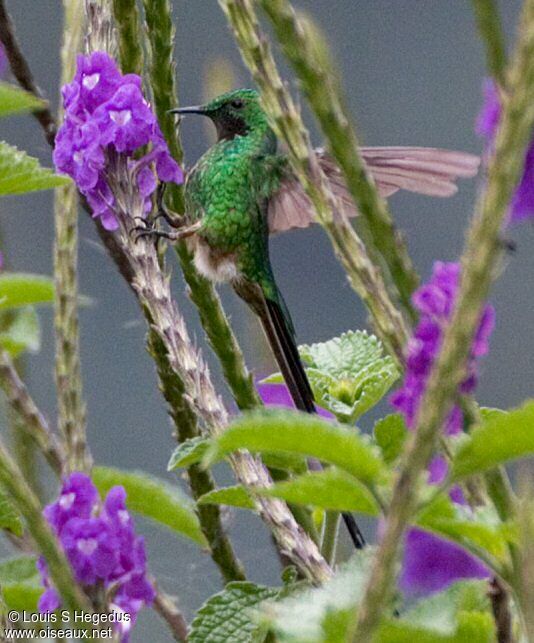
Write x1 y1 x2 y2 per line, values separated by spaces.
170 89 269 141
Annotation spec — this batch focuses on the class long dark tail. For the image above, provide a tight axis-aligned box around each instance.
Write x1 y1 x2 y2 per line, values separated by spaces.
234 278 366 550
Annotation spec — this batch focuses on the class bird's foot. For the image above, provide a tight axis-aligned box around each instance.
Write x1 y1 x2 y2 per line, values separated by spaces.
154 182 183 228
132 220 202 244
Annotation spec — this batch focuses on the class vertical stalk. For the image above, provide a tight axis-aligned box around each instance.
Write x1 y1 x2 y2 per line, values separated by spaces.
112 0 143 74
54 0 89 473
141 0 262 411
353 1 534 637
471 0 508 86
321 511 340 565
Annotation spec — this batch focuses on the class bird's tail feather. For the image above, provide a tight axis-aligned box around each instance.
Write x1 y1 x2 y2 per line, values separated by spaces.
261 297 366 550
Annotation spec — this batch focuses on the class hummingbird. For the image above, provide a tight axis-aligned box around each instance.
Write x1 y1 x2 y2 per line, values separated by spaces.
144 88 479 548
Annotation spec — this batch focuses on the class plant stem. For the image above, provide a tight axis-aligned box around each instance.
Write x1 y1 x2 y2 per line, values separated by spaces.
141 0 262 410
105 0 246 585
517 472 534 642
0 350 64 475
0 0 56 145
153 587 189 642
54 0 89 474
353 1 534 637
111 0 143 75
219 0 410 364
489 577 513 643
260 0 419 322
92 0 330 584
147 330 246 582
471 0 508 86
321 511 340 565
0 435 90 612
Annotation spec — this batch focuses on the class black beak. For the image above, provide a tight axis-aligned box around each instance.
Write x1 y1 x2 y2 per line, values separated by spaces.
168 106 207 115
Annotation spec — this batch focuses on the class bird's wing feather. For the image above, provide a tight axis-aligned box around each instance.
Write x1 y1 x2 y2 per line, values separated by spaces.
267 146 480 234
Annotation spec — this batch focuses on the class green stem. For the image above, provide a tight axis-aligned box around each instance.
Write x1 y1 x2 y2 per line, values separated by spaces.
353 1 534 637
107 0 246 584
141 0 262 410
471 0 508 86
0 351 64 475
112 0 144 74
220 0 410 364
147 330 246 582
260 0 419 322
321 511 340 565
0 436 90 613
55 0 89 473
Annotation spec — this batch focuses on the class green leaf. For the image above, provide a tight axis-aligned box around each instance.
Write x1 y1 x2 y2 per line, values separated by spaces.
0 489 23 536
92 466 206 546
0 273 54 310
373 414 408 464
260 550 373 642
205 409 385 486
168 436 210 470
0 141 70 196
198 486 256 511
417 494 512 561
0 556 42 611
0 83 44 118
259 469 379 515
189 581 278 643
261 452 307 475
0 307 40 356
377 581 494 643
299 331 399 423
451 401 534 481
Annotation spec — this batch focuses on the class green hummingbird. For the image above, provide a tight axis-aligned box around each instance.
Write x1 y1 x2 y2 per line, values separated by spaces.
145 88 478 547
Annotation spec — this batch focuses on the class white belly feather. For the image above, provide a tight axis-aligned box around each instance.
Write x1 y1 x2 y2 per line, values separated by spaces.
190 237 238 283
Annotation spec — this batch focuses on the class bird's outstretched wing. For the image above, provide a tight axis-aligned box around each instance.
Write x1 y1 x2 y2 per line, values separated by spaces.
267 146 480 234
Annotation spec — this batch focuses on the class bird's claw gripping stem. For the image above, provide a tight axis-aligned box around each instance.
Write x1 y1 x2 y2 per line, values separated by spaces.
132 221 202 245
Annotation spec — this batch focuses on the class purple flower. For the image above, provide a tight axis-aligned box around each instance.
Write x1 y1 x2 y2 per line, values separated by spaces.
54 52 183 229
61 517 119 585
399 527 489 597
477 78 534 223
38 473 153 641
43 472 98 534
256 381 334 419
390 261 494 435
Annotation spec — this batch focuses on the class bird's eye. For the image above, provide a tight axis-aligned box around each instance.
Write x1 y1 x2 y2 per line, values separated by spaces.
231 99 244 109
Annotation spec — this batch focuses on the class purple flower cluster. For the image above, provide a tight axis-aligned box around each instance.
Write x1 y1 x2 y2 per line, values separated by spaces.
390 261 494 435
477 78 534 223
38 473 154 641
390 261 493 596
53 52 183 230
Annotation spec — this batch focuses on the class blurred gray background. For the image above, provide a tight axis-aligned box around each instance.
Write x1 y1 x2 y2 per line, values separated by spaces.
1 1 532 640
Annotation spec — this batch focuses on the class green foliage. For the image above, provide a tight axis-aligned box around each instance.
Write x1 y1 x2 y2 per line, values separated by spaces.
373 413 408 464
0 307 40 356
198 485 256 511
205 409 385 486
0 490 23 536
417 494 513 564
168 436 210 470
0 556 42 611
262 555 494 643
264 331 399 422
93 466 207 546
0 83 44 118
259 469 379 515
378 581 495 643
259 550 372 642
0 141 69 196
189 581 278 643
451 401 534 480
0 273 54 310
